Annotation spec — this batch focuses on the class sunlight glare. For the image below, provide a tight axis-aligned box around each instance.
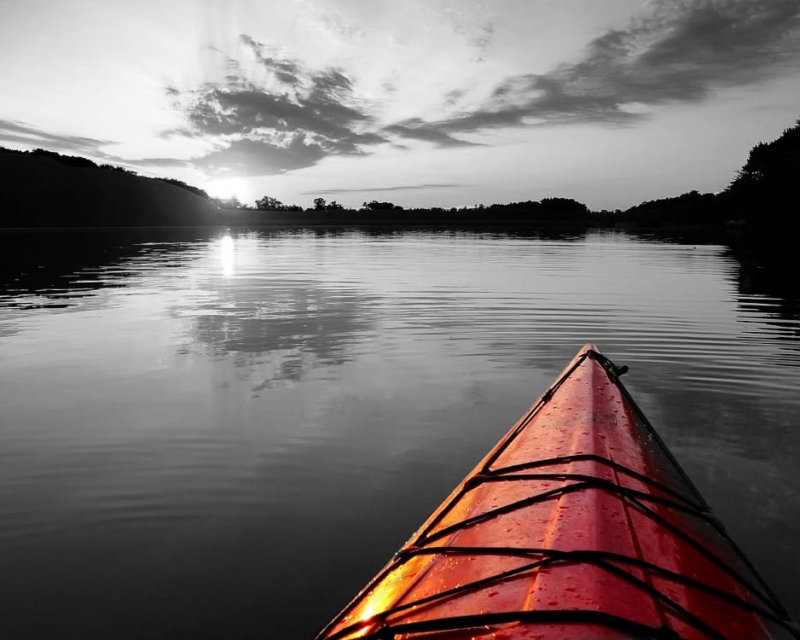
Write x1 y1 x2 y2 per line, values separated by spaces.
219 235 235 277
208 177 248 204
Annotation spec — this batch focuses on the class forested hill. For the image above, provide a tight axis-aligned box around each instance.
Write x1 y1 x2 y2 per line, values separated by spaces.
726 117 800 235
0 147 220 228
620 116 800 234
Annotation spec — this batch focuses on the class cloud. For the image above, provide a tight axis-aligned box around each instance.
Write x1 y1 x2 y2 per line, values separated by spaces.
182 85 378 151
388 0 800 142
194 135 326 176
123 156 190 168
383 119 481 148
470 22 495 61
444 89 466 108
0 118 195 171
0 118 114 156
238 35 304 86
164 2 800 169
172 36 388 176
301 183 461 195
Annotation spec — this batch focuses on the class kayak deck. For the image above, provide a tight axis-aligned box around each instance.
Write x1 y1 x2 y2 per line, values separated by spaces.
317 345 799 640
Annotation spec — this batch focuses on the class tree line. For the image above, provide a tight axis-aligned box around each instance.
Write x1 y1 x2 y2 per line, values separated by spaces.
220 194 590 218
2 113 798 235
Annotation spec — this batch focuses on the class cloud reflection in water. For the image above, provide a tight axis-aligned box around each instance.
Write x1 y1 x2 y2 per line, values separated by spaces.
175 274 380 392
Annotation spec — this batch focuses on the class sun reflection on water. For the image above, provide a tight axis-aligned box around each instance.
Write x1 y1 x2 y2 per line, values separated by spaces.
219 235 235 277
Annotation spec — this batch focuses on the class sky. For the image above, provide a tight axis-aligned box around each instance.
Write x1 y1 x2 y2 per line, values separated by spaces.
1 0 799 211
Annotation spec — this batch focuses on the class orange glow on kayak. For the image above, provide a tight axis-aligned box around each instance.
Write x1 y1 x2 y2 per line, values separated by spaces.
317 345 799 640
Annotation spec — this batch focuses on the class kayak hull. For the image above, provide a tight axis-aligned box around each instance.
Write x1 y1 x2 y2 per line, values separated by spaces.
318 345 797 640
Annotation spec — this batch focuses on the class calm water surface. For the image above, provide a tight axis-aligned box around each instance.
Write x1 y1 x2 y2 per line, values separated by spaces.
1 229 799 638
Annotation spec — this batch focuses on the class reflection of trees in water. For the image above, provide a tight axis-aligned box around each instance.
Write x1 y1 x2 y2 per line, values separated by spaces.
354 228 589 242
0 229 210 341
180 278 379 385
295 227 589 242
627 230 800 358
733 250 800 354
0 229 206 310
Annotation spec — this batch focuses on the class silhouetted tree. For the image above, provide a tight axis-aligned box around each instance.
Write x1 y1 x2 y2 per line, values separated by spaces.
726 117 800 236
540 197 589 213
31 148 98 169
100 163 137 175
314 197 327 210
363 200 402 211
326 200 344 211
255 195 286 210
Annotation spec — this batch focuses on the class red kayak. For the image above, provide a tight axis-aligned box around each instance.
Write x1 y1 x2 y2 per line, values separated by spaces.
317 345 799 640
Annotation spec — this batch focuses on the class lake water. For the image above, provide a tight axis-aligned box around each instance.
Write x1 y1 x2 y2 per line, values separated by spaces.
1 228 798 639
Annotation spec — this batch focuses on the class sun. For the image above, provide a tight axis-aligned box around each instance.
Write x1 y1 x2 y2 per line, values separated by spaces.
207 177 249 205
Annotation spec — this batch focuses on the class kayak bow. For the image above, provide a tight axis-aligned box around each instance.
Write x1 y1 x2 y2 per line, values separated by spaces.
317 345 799 640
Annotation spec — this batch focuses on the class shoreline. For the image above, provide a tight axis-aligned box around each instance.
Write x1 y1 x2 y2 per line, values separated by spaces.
0 220 726 234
